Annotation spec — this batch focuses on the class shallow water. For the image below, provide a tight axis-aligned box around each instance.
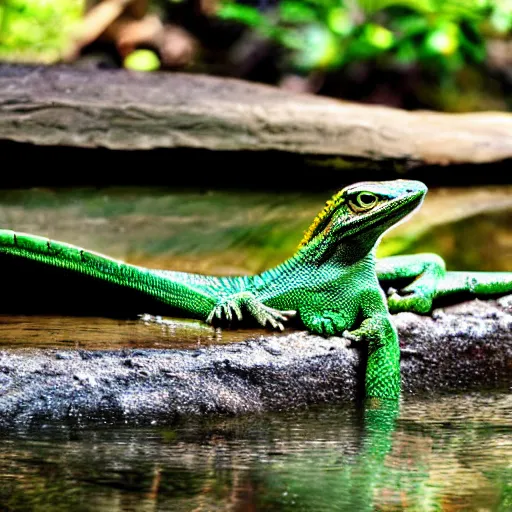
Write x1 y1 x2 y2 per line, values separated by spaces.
0 392 510 511
0 314 294 350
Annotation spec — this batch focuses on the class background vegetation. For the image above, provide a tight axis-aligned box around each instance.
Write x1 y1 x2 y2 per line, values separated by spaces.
0 0 511 110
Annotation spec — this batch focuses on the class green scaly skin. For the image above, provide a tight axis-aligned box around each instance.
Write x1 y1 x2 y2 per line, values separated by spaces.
1 180 511 399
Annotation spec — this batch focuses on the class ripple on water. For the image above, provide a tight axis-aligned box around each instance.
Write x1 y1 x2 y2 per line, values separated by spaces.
0 392 510 511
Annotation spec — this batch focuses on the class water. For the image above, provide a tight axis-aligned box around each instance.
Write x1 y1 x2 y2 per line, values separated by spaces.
0 314 292 350
0 392 510 511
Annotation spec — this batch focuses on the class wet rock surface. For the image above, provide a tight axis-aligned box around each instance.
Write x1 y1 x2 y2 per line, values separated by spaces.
0 297 510 428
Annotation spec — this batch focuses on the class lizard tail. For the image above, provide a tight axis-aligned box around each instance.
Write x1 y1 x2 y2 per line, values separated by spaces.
0 229 215 318
436 271 512 298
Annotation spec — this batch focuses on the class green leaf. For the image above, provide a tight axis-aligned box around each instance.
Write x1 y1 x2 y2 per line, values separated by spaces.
394 39 418 63
433 0 489 20
358 0 436 14
279 1 318 24
424 22 459 56
124 49 160 72
217 4 267 28
364 23 395 49
289 24 342 70
327 8 353 36
391 14 430 37
489 6 512 33
458 22 486 62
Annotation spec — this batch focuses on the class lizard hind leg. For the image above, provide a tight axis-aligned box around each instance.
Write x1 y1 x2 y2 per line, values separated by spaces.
299 309 352 337
437 271 512 298
206 291 296 331
377 253 446 314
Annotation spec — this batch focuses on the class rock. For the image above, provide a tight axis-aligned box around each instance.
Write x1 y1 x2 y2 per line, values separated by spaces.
1 64 512 167
0 296 510 428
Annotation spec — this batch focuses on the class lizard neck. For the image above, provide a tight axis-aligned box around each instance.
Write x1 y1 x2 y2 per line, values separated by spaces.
295 231 380 268
256 242 377 289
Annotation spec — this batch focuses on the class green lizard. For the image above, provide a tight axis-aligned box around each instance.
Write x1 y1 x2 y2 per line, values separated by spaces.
0 179 511 399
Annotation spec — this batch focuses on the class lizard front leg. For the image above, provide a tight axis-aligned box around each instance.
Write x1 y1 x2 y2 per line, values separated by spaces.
299 308 353 337
344 313 400 400
298 289 400 400
344 289 401 400
207 291 296 330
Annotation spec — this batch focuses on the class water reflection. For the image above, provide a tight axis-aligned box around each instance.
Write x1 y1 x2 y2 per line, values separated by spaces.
0 392 509 511
0 314 293 350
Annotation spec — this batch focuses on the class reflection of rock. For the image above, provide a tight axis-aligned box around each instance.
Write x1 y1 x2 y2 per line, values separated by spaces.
1 65 512 167
0 297 510 428
0 186 510 275
379 186 512 272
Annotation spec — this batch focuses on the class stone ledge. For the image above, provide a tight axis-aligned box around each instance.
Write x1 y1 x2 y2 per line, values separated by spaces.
0 296 510 428
1 65 512 167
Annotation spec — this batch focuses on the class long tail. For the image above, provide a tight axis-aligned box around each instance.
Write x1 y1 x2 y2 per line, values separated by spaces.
436 271 512 298
0 230 216 317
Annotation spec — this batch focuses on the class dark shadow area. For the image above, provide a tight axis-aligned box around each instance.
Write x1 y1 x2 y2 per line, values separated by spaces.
0 253 175 318
1 140 511 190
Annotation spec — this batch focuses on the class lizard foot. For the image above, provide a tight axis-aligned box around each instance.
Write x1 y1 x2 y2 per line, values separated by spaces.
342 329 361 342
301 310 349 337
206 291 296 330
343 313 397 347
386 287 434 314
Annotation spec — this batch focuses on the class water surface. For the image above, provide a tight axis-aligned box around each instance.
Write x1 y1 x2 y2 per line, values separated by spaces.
0 392 510 511
0 314 291 350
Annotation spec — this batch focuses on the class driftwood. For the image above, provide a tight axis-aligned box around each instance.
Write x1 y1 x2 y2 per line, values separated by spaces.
0 296 510 428
1 65 512 167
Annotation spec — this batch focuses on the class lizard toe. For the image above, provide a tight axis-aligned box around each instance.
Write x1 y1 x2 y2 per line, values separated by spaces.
387 291 432 314
208 293 292 330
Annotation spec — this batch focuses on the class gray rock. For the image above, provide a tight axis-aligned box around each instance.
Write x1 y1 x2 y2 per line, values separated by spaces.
0 297 510 429
1 65 512 167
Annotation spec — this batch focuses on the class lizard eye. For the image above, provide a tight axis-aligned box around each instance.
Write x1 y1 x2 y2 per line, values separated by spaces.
348 192 378 212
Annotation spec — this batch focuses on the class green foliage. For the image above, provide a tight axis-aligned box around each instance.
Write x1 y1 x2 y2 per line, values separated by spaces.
0 0 83 63
216 0 512 74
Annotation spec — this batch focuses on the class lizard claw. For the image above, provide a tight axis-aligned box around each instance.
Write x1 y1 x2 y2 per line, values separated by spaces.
342 329 361 342
252 306 296 331
207 292 296 331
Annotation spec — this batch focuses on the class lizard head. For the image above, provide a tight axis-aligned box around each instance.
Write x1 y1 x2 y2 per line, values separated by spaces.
298 179 427 260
